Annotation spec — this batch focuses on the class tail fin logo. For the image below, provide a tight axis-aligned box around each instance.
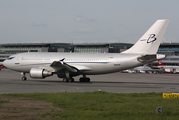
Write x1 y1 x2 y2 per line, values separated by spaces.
158 60 162 65
140 34 157 43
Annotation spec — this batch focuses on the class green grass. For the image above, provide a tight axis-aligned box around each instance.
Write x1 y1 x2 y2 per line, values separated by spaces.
3 92 179 120
0 100 9 104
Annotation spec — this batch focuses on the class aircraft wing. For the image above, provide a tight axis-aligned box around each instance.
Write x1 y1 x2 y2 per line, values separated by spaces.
50 61 77 72
50 59 91 73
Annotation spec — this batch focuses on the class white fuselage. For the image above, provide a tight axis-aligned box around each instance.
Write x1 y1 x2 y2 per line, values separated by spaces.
2 20 169 81
3 52 143 75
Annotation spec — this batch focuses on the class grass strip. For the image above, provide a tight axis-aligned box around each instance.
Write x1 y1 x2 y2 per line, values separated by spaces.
3 92 179 120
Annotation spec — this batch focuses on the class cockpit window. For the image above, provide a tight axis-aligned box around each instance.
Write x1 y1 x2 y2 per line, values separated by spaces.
7 57 15 60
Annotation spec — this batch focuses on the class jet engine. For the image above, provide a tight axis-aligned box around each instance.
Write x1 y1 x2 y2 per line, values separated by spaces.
30 68 53 79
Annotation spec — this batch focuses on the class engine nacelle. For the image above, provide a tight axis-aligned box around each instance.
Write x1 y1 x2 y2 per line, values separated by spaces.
30 68 53 79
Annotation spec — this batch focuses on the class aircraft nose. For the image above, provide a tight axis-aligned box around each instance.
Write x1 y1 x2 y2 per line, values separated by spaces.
2 60 8 68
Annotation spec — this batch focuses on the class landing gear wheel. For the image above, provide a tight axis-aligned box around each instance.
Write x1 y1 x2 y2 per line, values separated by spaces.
79 77 84 82
21 72 27 81
63 78 69 82
79 77 90 82
86 78 90 82
22 76 27 81
69 78 74 82
71 78 74 82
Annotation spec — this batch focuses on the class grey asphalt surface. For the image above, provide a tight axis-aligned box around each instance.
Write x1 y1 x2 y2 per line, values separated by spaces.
0 69 179 94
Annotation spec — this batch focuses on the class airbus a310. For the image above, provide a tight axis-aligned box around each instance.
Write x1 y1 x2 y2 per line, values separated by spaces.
2 19 169 82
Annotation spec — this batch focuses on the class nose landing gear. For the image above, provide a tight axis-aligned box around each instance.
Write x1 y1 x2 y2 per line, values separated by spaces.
21 72 27 81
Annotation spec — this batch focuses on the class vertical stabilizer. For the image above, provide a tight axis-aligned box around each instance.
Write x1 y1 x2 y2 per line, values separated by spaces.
158 60 164 66
123 20 169 54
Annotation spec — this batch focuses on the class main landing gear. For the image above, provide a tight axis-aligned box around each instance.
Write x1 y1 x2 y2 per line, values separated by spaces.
21 72 27 81
63 77 74 82
63 77 90 82
79 75 90 82
63 71 75 82
62 71 90 83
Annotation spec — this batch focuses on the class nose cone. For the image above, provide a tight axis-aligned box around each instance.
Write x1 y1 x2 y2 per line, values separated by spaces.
2 60 12 69
3 55 19 71
2 60 7 68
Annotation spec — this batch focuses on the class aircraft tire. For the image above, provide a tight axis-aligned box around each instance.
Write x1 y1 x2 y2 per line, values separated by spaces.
69 78 74 82
22 76 27 81
63 78 69 82
86 78 90 82
88 78 90 82
71 78 74 82
79 77 90 82
79 78 84 82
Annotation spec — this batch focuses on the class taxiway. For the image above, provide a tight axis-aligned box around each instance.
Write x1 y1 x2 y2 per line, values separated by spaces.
0 69 179 94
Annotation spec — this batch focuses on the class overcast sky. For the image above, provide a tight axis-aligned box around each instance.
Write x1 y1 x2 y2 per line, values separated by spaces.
0 0 178 44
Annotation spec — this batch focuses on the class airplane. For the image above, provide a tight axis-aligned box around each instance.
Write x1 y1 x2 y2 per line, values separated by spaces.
122 64 153 73
158 59 179 73
2 19 169 82
0 62 4 70
134 65 153 73
132 65 156 73
0 66 5 70
125 64 163 74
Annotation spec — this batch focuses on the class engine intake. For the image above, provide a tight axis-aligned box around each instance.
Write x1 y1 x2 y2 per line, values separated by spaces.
30 68 53 79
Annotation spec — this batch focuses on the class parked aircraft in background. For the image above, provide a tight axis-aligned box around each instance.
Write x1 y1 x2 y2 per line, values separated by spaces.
0 62 4 70
124 64 163 73
2 20 169 82
133 65 163 73
133 65 153 73
158 60 179 73
0 66 5 70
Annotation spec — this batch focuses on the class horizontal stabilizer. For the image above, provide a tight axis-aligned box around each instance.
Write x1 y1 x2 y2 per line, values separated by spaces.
137 55 156 63
137 54 166 63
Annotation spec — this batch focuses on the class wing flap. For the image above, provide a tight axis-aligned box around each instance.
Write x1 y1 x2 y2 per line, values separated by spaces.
51 61 77 72
71 65 91 71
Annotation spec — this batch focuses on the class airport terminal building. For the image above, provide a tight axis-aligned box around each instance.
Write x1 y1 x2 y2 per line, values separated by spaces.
0 42 179 61
0 43 132 61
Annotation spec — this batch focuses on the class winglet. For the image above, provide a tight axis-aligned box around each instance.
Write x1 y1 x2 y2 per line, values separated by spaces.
60 58 65 65
60 58 65 61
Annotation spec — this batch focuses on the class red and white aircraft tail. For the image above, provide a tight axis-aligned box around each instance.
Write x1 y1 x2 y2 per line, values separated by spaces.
158 60 174 73
158 60 164 66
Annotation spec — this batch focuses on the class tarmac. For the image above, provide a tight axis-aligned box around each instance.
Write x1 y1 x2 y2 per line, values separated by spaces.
0 69 179 94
